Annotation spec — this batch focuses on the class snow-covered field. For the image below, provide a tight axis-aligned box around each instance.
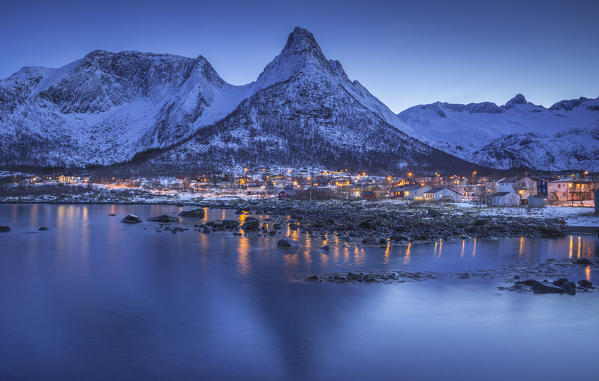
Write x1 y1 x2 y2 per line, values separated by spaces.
452 203 598 227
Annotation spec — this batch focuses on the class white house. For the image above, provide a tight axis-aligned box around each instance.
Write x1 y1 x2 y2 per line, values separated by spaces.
392 185 431 200
497 177 517 193
424 187 462 202
490 191 520 207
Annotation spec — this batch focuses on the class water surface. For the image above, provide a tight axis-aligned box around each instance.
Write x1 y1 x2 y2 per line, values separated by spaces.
0 204 597 380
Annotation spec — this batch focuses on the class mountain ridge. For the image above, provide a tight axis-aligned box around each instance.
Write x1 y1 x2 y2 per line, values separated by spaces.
0 26 597 172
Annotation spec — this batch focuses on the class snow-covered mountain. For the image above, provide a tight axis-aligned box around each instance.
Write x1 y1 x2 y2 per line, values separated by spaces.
0 27 596 172
0 50 257 167
152 27 468 172
398 94 599 171
0 27 470 172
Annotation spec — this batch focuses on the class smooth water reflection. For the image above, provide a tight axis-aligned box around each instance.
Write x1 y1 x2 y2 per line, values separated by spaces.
0 204 598 381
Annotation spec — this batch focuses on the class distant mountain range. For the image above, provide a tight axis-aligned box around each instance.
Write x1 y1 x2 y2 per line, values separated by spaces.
399 94 599 171
0 27 597 172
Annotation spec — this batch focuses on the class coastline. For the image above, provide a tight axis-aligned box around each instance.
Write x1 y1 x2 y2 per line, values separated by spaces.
2 194 595 241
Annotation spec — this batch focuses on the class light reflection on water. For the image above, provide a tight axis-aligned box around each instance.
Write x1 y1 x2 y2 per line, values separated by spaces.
0 204 598 381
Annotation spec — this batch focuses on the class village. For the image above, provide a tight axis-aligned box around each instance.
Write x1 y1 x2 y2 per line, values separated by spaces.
2 167 598 209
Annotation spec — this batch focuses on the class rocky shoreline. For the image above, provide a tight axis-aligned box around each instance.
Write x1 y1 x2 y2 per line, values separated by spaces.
189 199 569 244
0 196 573 242
303 257 596 295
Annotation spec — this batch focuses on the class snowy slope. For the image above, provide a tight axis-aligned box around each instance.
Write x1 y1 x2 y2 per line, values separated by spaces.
0 50 256 166
152 28 471 172
398 94 599 171
1 26 596 172
0 27 455 171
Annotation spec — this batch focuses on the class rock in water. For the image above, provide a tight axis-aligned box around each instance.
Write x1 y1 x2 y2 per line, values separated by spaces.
553 278 576 295
516 279 565 294
147 215 179 223
178 209 205 218
321 245 330 252
0 226 10 232
242 217 260 231
561 281 576 295
121 214 142 224
38 226 49 231
108 213 116 216
277 239 299 248
221 220 240 229
577 280 593 289
573 258 593 266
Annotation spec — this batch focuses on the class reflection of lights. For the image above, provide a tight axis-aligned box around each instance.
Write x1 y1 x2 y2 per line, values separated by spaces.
569 235 573 258
586 266 591 282
303 250 312 265
460 240 465 257
320 252 329 266
404 243 411 264
384 239 391 264
283 254 298 267
519 237 524 258
438 238 443 257
577 236 581 258
237 236 250 275
472 238 477 257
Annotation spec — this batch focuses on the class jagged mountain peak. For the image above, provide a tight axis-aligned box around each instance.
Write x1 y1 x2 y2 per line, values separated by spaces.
256 27 341 88
503 93 529 109
282 27 322 56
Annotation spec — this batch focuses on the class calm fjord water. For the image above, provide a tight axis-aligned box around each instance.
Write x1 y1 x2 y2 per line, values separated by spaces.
1 204 598 380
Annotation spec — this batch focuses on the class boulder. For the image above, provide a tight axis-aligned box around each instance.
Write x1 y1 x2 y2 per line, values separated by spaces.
242 217 260 231
361 236 379 245
540 225 564 238
561 281 577 295
222 220 240 229
277 238 299 248
148 215 178 223
516 279 565 294
577 279 593 289
178 208 205 218
552 278 569 287
38 226 50 231
121 214 142 224
573 258 593 266
0 226 10 232
108 213 116 216
320 245 330 252
553 278 576 295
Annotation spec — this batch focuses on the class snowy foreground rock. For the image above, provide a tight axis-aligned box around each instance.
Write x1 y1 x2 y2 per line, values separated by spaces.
1 27 595 171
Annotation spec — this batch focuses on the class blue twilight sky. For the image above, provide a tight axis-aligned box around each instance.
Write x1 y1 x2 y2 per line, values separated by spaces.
1 0 598 112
